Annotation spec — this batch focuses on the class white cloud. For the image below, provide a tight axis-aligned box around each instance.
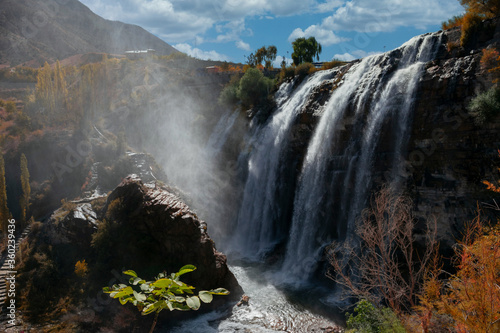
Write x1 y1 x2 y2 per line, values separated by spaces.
288 25 349 46
273 55 293 68
236 40 251 51
174 43 230 61
332 52 355 61
322 0 463 33
316 0 343 13
333 49 381 61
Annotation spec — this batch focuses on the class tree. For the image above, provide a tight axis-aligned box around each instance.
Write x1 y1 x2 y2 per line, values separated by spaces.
327 186 437 315
0 153 9 244
103 265 229 333
460 0 500 17
19 153 30 225
291 37 322 66
255 45 278 69
238 67 274 107
247 45 278 69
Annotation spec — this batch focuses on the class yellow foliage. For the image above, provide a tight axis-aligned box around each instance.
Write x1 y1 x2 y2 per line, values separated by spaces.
74 260 89 278
482 150 500 193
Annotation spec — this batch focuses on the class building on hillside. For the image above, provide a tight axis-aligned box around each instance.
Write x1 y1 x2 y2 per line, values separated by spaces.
124 49 156 60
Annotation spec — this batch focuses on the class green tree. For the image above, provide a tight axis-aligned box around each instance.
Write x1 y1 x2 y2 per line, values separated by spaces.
19 153 30 225
291 37 322 66
255 45 278 69
103 265 229 333
238 68 274 107
0 153 10 244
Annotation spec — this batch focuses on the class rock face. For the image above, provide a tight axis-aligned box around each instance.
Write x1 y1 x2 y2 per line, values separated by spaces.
101 174 241 292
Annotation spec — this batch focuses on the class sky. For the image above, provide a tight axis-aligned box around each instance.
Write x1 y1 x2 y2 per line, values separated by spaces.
78 0 464 65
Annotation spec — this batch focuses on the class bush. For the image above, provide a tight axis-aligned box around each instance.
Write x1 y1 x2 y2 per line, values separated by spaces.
238 68 274 108
321 60 346 70
295 63 315 81
461 12 483 46
278 66 296 84
346 299 407 333
468 86 500 125
219 83 239 106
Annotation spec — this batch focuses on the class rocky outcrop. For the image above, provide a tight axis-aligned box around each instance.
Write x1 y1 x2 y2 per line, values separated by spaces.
101 174 241 293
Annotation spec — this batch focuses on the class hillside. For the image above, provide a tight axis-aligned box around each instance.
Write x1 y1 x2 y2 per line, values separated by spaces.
0 0 178 67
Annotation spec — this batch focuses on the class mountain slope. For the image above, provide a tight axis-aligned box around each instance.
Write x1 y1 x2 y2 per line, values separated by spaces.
0 0 178 67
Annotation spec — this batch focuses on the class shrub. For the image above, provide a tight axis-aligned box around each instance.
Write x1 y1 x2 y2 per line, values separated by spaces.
321 60 346 70
295 63 315 81
74 259 89 278
460 12 483 46
238 67 274 108
218 83 239 106
278 66 296 85
468 86 500 125
346 299 407 333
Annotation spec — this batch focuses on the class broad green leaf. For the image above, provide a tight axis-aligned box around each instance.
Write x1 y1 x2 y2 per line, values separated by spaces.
123 270 138 278
113 286 134 298
102 287 111 293
152 278 173 288
208 288 230 295
198 291 213 303
133 290 147 303
176 265 196 278
174 296 186 303
171 302 191 311
186 296 201 310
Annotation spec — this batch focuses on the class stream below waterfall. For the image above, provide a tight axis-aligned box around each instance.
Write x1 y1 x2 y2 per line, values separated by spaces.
165 263 343 332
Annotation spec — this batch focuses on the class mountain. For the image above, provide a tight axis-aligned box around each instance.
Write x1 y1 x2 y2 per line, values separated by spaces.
0 0 178 67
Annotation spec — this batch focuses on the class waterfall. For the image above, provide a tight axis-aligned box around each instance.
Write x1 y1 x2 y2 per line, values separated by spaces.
231 70 337 259
206 108 240 154
280 32 443 283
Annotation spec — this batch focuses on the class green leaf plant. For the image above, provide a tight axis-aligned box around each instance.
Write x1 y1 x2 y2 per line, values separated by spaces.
103 265 230 333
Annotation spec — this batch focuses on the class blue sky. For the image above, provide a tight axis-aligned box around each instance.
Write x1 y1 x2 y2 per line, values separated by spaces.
79 0 464 65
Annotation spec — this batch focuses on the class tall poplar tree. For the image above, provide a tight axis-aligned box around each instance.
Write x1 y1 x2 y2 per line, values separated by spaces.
19 154 30 225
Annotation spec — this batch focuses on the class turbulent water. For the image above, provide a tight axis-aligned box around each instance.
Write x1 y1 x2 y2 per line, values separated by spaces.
166 265 338 333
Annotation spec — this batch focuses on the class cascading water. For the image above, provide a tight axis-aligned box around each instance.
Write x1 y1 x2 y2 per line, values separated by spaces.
281 32 443 283
231 70 337 259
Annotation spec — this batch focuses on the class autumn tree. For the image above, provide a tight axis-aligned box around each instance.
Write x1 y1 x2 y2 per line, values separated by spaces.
460 0 500 17
327 186 437 315
19 154 30 225
291 37 322 66
0 153 10 244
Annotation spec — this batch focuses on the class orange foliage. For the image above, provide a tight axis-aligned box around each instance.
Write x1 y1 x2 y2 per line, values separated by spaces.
415 214 500 333
74 259 89 278
442 15 464 30
460 0 500 18
483 149 500 193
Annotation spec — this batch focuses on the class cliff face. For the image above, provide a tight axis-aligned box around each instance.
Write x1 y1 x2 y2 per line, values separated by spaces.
268 20 500 259
407 22 500 247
